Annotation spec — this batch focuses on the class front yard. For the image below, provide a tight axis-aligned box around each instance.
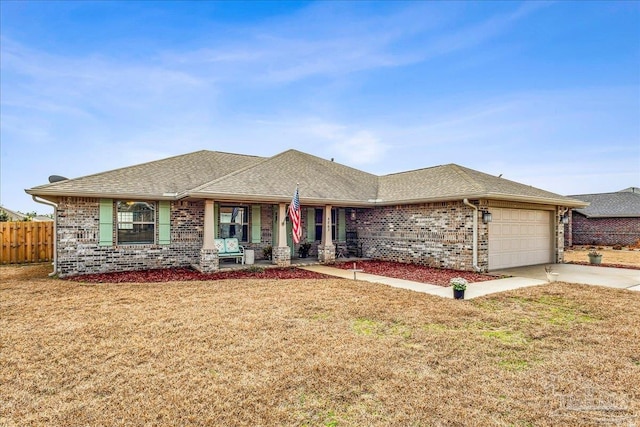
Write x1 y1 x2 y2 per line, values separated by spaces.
1 264 639 426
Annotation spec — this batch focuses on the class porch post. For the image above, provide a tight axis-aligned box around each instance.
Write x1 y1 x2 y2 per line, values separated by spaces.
318 204 335 263
203 199 215 249
196 199 219 272
273 202 291 267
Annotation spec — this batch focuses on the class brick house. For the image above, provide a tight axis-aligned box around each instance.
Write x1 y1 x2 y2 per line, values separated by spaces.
565 188 640 247
26 149 586 277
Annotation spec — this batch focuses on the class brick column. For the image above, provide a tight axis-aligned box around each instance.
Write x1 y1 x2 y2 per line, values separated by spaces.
555 208 565 264
197 199 219 272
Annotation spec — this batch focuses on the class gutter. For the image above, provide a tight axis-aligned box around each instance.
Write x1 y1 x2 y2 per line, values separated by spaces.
31 196 58 277
462 198 481 272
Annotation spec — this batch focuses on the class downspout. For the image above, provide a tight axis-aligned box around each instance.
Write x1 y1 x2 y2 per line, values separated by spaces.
462 198 480 272
32 196 58 276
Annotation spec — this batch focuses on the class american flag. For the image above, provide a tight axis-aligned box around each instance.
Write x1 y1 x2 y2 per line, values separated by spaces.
288 185 302 244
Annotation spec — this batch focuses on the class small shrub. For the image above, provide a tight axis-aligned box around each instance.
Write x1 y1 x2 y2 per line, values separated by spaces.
612 244 623 250
262 245 272 260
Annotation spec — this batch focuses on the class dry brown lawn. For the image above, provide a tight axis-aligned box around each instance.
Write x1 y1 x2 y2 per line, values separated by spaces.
2 264 639 426
564 247 640 267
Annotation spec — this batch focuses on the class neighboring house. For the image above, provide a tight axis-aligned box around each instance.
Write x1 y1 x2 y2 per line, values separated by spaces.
26 149 586 277
565 188 640 246
0 206 27 221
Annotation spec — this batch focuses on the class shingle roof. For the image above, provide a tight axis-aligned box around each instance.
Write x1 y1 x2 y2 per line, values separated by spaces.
569 191 640 218
189 150 379 204
26 149 586 207
619 187 640 194
378 164 584 206
27 151 264 199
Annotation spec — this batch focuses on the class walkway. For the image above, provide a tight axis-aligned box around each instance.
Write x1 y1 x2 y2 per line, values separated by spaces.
492 263 640 291
300 263 640 299
299 265 546 300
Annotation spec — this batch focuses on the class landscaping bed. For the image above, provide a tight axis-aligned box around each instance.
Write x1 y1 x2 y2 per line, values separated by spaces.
65 266 329 283
62 260 497 285
335 260 496 286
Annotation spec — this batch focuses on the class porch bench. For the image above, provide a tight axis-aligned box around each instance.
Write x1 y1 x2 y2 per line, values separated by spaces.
214 238 245 264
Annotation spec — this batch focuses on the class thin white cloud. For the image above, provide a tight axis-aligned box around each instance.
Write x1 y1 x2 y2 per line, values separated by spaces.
157 2 545 84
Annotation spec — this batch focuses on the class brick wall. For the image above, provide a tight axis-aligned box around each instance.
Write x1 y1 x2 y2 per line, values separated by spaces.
56 198 204 277
569 213 640 246
55 199 280 277
348 201 484 271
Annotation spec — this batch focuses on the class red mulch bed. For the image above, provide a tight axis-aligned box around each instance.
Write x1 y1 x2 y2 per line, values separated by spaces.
567 261 640 270
65 261 497 285
335 260 496 286
65 267 330 283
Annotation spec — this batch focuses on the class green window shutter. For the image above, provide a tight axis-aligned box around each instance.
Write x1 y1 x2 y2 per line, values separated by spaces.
338 209 346 241
306 208 316 241
251 205 261 243
99 199 113 246
158 201 171 245
272 205 278 246
213 203 219 239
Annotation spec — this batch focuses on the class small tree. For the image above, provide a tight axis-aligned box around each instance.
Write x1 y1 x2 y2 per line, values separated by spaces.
0 210 9 222
18 211 38 221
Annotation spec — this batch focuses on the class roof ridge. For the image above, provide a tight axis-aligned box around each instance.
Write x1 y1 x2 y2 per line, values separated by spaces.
184 152 282 195
570 191 640 197
288 149 380 179
380 164 447 177
449 164 486 194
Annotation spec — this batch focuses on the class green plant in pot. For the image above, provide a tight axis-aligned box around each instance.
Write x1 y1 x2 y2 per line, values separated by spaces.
588 248 602 265
450 277 468 300
263 245 273 261
298 241 312 258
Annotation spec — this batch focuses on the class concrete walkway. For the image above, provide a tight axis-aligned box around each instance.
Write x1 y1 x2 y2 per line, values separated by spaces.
492 263 640 292
300 263 640 299
299 265 546 299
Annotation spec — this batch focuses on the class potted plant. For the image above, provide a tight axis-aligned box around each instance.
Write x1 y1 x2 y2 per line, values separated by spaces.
588 248 602 265
450 277 468 300
262 245 272 261
298 241 312 258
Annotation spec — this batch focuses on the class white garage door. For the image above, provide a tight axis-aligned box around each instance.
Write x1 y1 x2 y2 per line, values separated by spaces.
488 208 553 270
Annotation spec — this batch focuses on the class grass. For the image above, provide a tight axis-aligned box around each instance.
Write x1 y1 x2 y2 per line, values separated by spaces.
1 264 639 426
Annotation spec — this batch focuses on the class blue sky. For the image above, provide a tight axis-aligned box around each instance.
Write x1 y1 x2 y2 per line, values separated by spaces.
1 1 639 214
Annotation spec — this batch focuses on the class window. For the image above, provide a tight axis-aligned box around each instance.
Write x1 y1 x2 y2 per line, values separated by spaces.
219 206 248 241
314 208 336 241
116 201 155 244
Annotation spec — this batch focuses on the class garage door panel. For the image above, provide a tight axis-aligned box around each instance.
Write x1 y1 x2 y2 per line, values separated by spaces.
489 208 553 270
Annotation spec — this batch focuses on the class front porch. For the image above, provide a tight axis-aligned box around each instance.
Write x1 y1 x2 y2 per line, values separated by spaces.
195 199 363 273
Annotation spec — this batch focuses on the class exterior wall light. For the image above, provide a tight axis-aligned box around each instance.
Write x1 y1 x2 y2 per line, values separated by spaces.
350 209 356 221
482 212 492 223
560 212 570 224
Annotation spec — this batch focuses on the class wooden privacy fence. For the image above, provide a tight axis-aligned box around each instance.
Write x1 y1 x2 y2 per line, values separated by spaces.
0 221 54 265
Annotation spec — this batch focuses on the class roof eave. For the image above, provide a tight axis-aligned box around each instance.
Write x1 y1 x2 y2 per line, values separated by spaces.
186 191 374 207
576 213 640 218
484 193 588 207
25 189 181 201
372 192 589 207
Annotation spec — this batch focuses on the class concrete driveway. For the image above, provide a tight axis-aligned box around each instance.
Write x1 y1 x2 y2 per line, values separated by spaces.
493 264 640 292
